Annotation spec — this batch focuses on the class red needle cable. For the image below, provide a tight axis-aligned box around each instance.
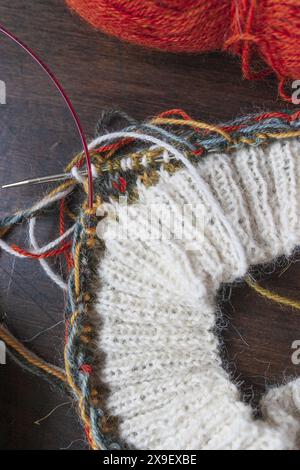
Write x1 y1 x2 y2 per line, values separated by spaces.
0 24 94 208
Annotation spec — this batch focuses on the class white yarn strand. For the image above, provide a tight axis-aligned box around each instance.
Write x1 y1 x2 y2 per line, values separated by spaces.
33 224 76 255
0 184 75 262
71 163 98 185
0 221 75 260
29 218 68 291
0 239 27 259
31 186 74 213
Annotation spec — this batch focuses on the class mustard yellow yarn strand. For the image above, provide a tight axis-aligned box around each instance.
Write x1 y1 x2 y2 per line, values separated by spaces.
74 242 82 298
151 117 233 142
46 179 76 197
258 130 300 140
246 276 300 311
0 325 66 383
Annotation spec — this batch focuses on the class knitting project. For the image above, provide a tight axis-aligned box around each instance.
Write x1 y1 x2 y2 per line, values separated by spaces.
1 109 300 450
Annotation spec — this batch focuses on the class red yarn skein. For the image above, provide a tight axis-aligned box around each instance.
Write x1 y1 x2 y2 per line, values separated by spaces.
66 0 230 53
66 0 300 96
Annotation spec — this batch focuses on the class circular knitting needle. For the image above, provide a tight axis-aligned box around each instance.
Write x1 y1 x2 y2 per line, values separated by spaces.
1 154 178 189
0 24 94 207
2 171 87 189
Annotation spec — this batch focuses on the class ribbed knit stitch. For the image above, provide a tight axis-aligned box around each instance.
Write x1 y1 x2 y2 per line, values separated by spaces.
96 139 300 450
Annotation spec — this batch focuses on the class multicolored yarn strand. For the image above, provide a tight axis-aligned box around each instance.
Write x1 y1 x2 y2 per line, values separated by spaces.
0 325 66 387
1 108 300 449
66 0 300 101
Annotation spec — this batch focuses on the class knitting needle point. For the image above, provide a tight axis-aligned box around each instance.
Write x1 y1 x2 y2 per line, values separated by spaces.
1 171 88 189
1 151 188 189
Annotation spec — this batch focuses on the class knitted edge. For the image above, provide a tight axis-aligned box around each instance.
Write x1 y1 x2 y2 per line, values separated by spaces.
1 109 300 449
63 109 300 450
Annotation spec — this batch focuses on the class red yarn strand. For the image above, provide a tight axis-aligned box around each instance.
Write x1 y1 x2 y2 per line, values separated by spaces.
11 241 72 259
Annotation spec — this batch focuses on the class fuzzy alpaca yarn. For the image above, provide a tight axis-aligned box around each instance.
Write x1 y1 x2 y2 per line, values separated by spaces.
97 136 300 450
66 0 300 98
2 109 300 450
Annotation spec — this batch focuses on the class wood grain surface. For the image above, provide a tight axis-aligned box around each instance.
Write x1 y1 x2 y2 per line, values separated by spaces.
0 0 299 450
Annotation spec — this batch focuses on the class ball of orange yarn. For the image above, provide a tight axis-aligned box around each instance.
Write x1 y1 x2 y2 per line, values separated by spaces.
66 0 300 88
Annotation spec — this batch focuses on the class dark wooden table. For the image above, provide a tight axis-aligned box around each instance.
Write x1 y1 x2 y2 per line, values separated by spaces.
0 0 299 450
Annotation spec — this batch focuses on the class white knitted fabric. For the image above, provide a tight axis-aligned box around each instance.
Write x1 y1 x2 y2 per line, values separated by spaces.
96 139 300 450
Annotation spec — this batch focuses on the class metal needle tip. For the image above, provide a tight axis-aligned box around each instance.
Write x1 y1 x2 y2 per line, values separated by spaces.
2 180 31 189
1 170 88 189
